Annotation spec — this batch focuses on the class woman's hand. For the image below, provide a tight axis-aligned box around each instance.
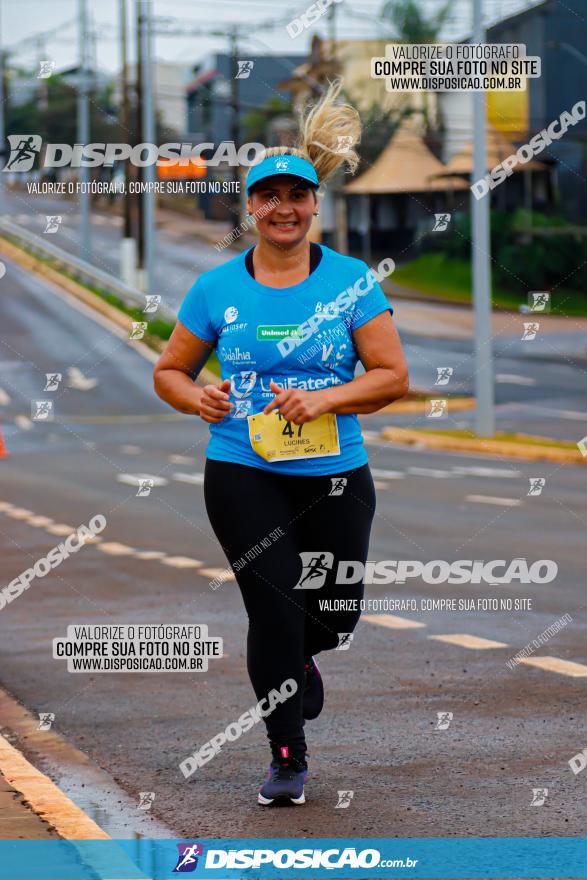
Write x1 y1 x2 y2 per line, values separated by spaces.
199 378 233 423
263 379 329 424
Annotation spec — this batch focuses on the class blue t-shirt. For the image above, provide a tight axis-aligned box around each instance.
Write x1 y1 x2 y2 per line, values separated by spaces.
177 244 393 475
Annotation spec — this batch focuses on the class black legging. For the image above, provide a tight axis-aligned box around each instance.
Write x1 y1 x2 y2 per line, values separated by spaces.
204 458 376 764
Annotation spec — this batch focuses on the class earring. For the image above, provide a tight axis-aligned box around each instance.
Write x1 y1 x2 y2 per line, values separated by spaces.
313 211 319 216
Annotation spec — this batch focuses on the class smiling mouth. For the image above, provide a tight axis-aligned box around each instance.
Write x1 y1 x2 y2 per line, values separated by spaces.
271 221 298 228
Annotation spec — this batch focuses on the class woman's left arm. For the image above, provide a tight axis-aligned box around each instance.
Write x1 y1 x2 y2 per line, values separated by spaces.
319 311 409 415
264 312 409 422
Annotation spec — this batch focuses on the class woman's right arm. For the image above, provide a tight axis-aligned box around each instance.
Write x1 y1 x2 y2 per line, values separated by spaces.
153 322 232 421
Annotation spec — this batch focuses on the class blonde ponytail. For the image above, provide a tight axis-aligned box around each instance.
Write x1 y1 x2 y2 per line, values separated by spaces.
257 80 361 186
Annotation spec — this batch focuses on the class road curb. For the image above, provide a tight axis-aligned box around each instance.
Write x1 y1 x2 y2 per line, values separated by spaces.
380 426 585 464
0 732 109 840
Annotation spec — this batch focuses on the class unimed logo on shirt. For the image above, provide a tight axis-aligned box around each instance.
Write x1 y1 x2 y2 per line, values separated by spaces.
257 324 302 341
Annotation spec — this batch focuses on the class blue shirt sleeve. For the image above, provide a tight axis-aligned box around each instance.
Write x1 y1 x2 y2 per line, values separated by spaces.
350 261 394 332
177 275 218 343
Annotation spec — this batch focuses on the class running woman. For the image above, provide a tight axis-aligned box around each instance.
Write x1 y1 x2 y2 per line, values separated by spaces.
153 81 409 806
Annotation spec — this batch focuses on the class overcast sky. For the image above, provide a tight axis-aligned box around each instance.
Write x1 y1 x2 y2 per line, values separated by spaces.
3 0 538 76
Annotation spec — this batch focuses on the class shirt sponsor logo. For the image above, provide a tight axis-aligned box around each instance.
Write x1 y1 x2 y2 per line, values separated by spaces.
224 306 239 323
257 324 302 341
220 321 248 335
219 346 253 363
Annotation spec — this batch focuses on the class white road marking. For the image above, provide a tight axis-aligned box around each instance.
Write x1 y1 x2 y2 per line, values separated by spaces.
0 387 11 404
495 374 537 386
452 466 521 478
407 467 459 479
160 556 202 568
117 473 169 487
172 472 205 485
429 633 509 649
370 468 405 479
134 550 167 560
120 444 142 454
363 613 426 630
373 480 388 490
517 656 587 677
66 366 98 391
169 454 195 465
466 494 522 506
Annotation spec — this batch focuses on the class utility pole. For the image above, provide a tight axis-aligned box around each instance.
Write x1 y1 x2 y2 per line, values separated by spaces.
135 0 144 276
78 0 91 261
471 0 494 436
119 0 136 287
229 27 240 225
138 0 155 294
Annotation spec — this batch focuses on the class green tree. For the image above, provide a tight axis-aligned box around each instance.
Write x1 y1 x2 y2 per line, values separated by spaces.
380 0 451 42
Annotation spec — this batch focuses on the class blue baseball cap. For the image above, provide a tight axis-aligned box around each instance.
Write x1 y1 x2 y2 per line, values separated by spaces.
246 154 319 195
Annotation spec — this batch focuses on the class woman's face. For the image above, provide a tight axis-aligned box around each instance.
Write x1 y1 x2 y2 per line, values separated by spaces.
247 175 317 249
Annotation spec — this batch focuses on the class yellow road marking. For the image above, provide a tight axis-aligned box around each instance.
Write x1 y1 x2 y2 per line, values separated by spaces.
363 613 426 629
160 556 202 568
430 633 509 649
518 656 587 677
199 567 235 581
0 732 109 840
97 542 136 556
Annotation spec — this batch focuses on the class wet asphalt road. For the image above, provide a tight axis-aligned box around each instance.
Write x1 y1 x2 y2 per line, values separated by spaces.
0 249 587 841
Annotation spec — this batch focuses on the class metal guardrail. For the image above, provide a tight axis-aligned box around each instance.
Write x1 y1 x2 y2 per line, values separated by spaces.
0 217 177 322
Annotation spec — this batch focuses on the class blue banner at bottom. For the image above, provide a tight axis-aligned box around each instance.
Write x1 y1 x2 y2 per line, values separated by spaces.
0 837 585 880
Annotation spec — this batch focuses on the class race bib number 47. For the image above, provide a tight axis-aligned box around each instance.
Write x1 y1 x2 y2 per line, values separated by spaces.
247 410 340 462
